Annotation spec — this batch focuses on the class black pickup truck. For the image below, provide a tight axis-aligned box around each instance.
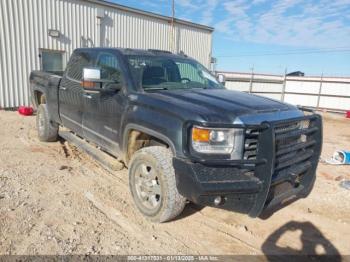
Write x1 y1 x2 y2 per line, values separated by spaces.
30 48 322 222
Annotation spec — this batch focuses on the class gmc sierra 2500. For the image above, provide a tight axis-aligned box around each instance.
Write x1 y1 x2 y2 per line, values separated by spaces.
30 48 322 222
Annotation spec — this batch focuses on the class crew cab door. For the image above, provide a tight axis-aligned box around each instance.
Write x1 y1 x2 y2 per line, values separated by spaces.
59 50 96 135
82 51 127 155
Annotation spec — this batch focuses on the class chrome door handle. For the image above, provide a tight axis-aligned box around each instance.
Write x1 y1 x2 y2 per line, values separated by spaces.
60 87 67 91
84 94 92 99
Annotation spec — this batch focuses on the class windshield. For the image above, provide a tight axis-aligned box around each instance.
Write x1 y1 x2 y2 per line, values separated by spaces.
126 55 224 91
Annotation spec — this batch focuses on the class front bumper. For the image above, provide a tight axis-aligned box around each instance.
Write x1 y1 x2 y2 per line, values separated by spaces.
173 113 322 218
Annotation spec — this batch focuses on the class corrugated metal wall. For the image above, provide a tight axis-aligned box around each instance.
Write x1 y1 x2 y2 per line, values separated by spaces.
0 0 213 108
220 71 350 112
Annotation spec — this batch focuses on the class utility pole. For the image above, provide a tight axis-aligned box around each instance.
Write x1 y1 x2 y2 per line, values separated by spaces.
317 72 324 109
171 0 175 52
281 67 287 102
249 65 254 93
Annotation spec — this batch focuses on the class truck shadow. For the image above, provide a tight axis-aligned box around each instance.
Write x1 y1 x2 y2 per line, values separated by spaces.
261 221 341 261
170 202 204 222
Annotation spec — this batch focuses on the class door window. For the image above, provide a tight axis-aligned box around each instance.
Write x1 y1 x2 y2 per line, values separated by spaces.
66 50 96 81
96 52 123 83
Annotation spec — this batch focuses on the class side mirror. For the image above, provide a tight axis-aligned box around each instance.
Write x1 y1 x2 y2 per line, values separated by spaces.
82 67 102 91
217 74 226 84
83 67 101 81
82 67 122 93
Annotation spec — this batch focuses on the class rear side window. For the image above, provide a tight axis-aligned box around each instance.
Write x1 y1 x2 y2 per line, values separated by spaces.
66 50 95 80
96 52 123 83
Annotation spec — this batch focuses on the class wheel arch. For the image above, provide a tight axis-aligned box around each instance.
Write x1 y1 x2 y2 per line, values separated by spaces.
123 123 176 164
33 89 47 107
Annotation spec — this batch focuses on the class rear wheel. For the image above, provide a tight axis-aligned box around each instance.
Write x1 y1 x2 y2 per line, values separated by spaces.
128 146 186 223
36 104 58 142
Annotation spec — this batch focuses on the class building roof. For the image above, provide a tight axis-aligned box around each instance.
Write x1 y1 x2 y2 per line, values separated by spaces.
86 0 214 32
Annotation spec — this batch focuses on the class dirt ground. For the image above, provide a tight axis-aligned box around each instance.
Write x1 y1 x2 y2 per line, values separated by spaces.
0 110 349 256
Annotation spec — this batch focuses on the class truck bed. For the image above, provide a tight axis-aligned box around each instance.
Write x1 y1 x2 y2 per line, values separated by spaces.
30 70 62 123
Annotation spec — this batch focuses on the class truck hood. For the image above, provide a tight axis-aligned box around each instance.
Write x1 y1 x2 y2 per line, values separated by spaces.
140 88 300 123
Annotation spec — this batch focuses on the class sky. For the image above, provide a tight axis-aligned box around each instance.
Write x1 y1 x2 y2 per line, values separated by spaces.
110 0 350 76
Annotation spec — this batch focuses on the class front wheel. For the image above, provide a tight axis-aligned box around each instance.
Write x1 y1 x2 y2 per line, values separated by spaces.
128 146 186 223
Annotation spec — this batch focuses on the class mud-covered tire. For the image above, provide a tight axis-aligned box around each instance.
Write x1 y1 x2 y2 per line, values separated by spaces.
36 104 58 142
128 146 186 223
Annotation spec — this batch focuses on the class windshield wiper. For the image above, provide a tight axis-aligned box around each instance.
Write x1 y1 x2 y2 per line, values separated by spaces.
144 86 169 91
189 86 207 89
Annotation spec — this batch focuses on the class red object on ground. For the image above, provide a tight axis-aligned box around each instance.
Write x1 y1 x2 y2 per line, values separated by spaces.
18 106 34 116
346 111 350 119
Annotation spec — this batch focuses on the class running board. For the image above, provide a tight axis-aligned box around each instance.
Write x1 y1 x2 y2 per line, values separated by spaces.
59 130 124 171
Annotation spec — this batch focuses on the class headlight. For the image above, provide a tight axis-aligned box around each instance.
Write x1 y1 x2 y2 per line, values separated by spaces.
191 126 243 156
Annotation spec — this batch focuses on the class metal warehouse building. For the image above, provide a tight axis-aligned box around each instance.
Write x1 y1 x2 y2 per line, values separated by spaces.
0 0 214 108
